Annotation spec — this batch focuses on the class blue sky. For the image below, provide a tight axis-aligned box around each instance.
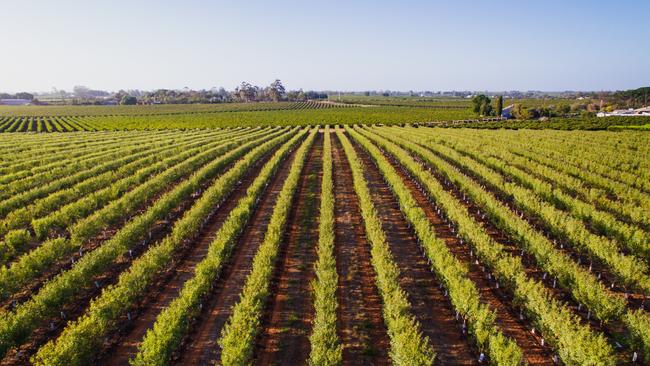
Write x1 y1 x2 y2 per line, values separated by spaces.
1 0 648 92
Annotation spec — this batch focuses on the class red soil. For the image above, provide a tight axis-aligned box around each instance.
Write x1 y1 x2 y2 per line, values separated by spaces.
331 133 391 366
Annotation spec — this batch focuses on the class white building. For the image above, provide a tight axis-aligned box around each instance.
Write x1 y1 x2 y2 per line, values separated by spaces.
597 106 650 117
501 105 515 119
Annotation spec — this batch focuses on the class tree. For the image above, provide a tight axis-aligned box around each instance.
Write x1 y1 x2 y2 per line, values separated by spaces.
73 86 91 99
120 95 137 105
236 82 256 102
580 110 596 118
471 94 492 116
268 79 286 102
558 104 571 115
495 95 503 116
297 90 306 101
14 92 34 100
511 104 531 120
286 91 299 101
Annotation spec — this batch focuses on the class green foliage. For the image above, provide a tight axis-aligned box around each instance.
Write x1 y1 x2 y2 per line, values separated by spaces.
338 126 436 365
609 123 650 131
120 95 137 105
448 116 650 130
387 127 650 355
349 126 523 365
511 104 531 120
219 129 318 365
0 129 276 302
360 126 617 365
308 126 343 366
31 129 301 365
496 96 503 117
0 131 285 360
611 86 650 107
2 229 30 260
471 95 493 116
4 229 30 249
0 116 648 365
0 105 474 131
625 310 650 364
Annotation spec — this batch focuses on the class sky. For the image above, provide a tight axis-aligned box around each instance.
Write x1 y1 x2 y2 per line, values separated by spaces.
1 0 649 93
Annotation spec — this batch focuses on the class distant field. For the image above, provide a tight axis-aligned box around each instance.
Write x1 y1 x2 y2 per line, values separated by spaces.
0 105 474 131
335 95 585 109
442 116 650 130
609 123 650 131
336 95 472 108
0 101 352 117
1 100 648 132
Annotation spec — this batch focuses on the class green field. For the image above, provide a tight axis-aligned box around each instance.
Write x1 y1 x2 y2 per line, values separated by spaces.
442 116 650 130
4 102 650 131
0 101 350 117
335 95 586 109
0 126 648 365
0 105 475 131
609 123 650 131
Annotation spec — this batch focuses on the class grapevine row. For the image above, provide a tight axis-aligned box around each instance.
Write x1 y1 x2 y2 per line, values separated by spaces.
346 126 524 365
336 127 436 365
0 129 280 357
131 127 310 365
218 128 317 365
0 129 239 238
354 126 616 365
376 127 628 319
435 129 650 232
0 128 282 301
31 128 300 365
414 129 650 295
434 133 650 259
308 126 342 366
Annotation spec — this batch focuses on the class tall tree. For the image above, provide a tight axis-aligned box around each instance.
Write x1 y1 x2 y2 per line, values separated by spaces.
268 79 285 102
236 82 256 102
471 94 492 116
496 95 503 116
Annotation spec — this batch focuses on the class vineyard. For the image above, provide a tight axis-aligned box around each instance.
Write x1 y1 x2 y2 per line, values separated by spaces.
442 116 650 131
0 125 648 366
0 105 474 132
0 102 357 117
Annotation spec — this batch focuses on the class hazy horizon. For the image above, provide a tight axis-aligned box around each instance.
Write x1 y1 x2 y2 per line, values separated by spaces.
2 0 649 93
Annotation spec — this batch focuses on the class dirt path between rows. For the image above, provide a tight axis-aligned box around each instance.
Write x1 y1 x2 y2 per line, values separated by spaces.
352 139 477 365
1 133 249 313
331 133 391 366
439 143 647 309
423 142 635 361
174 144 300 366
254 132 323 365
96 149 277 366
375 142 556 365
0 154 242 366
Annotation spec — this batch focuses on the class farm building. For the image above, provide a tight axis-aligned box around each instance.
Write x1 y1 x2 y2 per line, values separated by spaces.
597 106 650 117
501 105 514 119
